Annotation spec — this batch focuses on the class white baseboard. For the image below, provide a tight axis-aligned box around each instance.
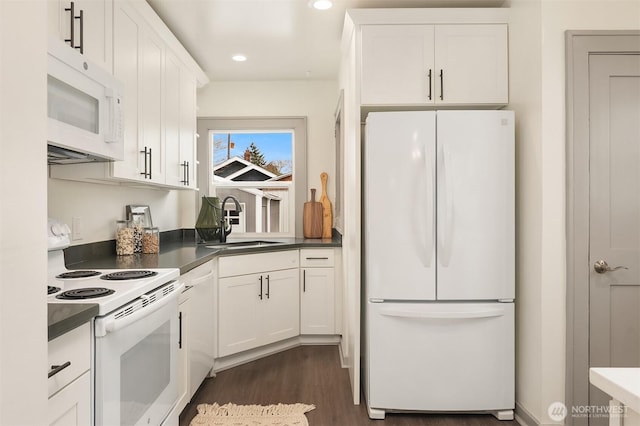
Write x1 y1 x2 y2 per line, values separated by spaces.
516 402 541 426
213 335 341 373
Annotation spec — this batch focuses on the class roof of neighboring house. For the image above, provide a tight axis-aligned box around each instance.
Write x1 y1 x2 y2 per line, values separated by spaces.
214 156 276 182
267 172 292 182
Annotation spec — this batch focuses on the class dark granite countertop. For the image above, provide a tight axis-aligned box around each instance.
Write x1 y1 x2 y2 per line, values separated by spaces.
67 232 342 275
48 230 341 339
48 303 99 341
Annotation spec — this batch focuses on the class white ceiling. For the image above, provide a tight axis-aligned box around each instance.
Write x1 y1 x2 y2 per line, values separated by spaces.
146 0 506 82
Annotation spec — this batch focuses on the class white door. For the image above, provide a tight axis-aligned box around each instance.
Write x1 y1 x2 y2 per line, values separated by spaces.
361 25 435 105
436 111 514 301
366 302 514 414
589 53 640 426
364 111 436 301
434 24 508 105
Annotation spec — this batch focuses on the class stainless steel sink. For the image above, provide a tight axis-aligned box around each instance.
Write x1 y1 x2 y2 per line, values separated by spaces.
205 240 282 250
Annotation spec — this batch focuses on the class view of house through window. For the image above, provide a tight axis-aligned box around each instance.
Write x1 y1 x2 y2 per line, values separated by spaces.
211 131 294 235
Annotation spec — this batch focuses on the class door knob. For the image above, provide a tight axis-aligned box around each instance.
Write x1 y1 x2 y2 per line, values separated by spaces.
594 260 628 274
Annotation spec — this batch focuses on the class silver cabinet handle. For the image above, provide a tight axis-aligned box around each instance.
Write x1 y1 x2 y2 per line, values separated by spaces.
594 260 628 274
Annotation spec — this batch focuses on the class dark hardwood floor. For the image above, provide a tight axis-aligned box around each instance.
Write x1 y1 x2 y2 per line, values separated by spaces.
179 345 520 426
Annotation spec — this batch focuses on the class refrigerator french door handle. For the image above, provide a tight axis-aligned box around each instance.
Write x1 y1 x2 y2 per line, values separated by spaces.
437 147 454 267
380 307 506 320
424 144 434 267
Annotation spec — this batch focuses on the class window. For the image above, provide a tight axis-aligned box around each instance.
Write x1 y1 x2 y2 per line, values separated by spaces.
196 117 307 238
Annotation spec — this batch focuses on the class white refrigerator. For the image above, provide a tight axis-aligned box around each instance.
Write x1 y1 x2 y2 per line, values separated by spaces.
363 110 515 420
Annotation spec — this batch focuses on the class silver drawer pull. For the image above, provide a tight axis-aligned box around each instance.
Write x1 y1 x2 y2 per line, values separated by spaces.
48 361 71 378
306 257 329 260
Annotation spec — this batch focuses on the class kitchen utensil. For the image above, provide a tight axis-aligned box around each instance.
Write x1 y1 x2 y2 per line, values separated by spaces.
320 172 333 239
303 188 323 238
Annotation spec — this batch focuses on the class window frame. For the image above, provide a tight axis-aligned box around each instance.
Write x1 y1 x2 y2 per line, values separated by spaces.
196 117 307 238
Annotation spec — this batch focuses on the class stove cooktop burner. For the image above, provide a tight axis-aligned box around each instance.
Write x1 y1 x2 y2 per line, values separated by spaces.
100 270 158 281
56 270 101 279
48 286 61 295
56 288 116 300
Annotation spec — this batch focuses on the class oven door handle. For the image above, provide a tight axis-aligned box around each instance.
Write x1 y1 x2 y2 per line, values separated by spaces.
96 282 184 337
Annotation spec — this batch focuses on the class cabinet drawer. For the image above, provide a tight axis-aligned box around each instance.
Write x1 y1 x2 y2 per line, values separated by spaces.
300 249 334 268
48 323 91 398
219 250 299 278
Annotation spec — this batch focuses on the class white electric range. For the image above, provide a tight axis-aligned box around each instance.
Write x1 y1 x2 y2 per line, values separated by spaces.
47 219 182 426
47 249 180 315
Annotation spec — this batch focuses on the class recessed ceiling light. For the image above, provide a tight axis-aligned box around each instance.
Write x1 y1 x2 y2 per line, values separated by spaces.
232 54 247 62
312 0 332 10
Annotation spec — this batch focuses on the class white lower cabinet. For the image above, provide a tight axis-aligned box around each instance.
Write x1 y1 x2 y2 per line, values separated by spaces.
300 249 336 335
184 261 216 398
218 251 300 357
47 323 91 426
176 287 191 415
48 372 91 426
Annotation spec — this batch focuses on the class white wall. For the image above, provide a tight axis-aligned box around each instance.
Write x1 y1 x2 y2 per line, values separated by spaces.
507 2 543 424
508 1 640 424
48 179 195 244
197 80 339 201
0 1 48 424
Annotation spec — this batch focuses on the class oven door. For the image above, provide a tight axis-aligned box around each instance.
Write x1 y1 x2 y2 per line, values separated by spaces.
94 282 182 426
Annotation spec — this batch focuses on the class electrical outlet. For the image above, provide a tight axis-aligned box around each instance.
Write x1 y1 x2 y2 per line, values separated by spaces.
72 217 83 241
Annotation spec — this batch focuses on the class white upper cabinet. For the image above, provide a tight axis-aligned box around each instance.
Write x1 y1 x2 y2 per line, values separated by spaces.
48 0 113 72
165 51 198 188
111 1 141 181
50 0 208 189
361 25 435 105
433 24 508 105
360 23 508 106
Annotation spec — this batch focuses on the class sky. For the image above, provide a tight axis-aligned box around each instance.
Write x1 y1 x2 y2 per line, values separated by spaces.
213 132 292 167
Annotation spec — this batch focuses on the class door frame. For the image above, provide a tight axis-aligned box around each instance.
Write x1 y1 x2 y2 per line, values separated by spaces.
565 30 640 426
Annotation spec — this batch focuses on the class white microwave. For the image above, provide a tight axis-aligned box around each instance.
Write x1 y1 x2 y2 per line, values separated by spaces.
47 38 124 164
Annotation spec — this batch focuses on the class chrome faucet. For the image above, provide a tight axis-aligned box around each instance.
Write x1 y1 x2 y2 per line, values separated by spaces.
220 196 242 243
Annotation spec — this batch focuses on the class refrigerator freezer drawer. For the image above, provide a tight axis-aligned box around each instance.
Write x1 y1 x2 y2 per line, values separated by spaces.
366 302 514 413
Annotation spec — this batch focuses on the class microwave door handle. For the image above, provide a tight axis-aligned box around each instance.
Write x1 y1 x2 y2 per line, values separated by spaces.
98 282 184 336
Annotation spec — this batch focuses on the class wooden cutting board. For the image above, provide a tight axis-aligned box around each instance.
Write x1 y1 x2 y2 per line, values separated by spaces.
303 188 323 238
320 172 333 239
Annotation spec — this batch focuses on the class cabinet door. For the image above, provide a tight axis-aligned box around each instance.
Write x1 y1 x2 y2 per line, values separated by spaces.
218 274 262 357
361 25 435 105
188 263 216 398
48 372 91 426
301 268 335 334
139 27 165 184
434 24 508 104
176 293 190 414
164 52 183 187
47 0 113 72
112 1 141 181
262 269 300 345
180 68 197 188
